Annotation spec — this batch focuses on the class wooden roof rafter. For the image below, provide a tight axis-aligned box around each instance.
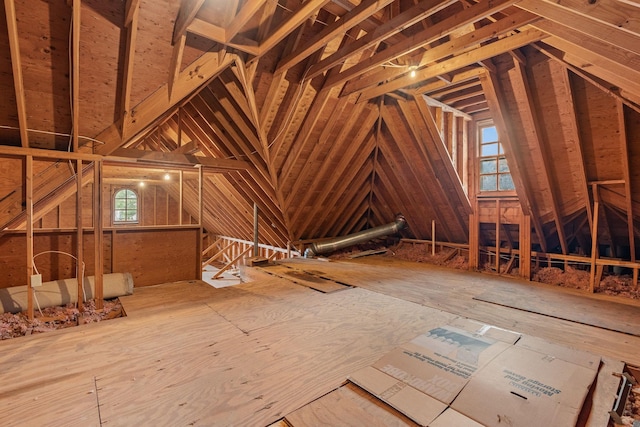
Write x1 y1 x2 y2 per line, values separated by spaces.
4 0 29 147
335 0 529 95
479 68 548 252
357 27 548 102
617 101 636 262
383 102 455 241
509 58 568 254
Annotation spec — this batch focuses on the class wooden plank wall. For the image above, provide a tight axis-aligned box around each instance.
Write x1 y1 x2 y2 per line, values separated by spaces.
0 227 199 288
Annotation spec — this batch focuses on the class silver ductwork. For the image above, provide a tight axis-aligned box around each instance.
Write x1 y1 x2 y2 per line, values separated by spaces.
304 215 407 257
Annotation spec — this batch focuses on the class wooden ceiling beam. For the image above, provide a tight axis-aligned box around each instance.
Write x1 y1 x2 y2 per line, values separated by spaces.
121 0 140 112
416 68 485 95
108 148 250 171
307 0 457 80
358 28 547 102
532 43 640 116
335 0 529 94
257 0 333 59
276 0 395 74
173 0 206 44
227 0 264 41
511 60 568 254
517 0 640 57
4 0 29 147
168 34 186 102
533 21 640 84
529 0 640 35
479 69 548 252
188 19 261 55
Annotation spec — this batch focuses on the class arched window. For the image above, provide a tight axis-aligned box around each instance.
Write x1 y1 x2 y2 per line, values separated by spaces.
113 189 139 223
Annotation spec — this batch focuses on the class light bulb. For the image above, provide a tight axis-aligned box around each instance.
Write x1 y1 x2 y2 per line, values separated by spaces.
164 173 170 181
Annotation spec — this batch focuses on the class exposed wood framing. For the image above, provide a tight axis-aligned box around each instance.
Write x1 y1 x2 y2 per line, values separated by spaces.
308 0 458 80
511 60 567 254
589 184 601 293
72 0 81 151
276 0 395 74
26 155 34 319
617 101 636 263
337 0 532 94
358 28 547 102
94 161 104 309
172 0 206 44
480 69 548 252
76 159 84 309
4 0 29 147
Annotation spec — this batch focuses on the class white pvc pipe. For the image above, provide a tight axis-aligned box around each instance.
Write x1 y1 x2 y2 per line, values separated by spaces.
0 273 134 314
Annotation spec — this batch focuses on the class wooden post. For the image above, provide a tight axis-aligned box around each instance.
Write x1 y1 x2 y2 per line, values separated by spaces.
198 166 203 280
468 212 479 270
589 184 600 293
495 199 501 273
94 161 104 309
72 0 80 152
26 155 34 320
76 159 84 309
253 202 259 257
520 213 531 280
431 220 436 256
179 170 183 225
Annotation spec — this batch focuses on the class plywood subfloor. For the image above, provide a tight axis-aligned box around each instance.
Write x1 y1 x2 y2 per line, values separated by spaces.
474 285 640 337
0 258 638 426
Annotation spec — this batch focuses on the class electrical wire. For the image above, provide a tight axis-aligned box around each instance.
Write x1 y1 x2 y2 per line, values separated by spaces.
33 251 88 307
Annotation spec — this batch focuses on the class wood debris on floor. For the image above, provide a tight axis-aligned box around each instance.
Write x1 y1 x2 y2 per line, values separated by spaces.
0 298 124 340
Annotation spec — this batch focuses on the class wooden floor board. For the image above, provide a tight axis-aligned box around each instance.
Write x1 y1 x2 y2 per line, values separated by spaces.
0 257 637 425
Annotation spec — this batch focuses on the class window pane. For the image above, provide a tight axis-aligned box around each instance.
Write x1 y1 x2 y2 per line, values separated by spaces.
115 199 126 209
481 126 498 143
481 143 499 156
126 211 137 221
126 199 138 210
480 175 497 191
114 211 125 221
498 157 510 172
124 189 135 199
499 173 515 191
480 159 497 174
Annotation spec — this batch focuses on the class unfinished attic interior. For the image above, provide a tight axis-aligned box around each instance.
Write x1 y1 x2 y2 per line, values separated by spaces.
3 0 640 424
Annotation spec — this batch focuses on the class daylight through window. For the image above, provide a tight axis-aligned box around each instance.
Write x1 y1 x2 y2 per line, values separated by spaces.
479 125 515 192
113 189 139 223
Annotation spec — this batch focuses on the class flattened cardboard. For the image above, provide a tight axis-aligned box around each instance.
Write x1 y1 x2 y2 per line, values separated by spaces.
349 367 447 426
428 408 484 427
451 345 600 427
446 317 521 345
372 325 513 404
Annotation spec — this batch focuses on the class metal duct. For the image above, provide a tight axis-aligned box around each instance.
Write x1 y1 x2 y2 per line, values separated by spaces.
304 215 407 257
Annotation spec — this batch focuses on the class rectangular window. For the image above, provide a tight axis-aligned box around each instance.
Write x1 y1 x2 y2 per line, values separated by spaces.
479 125 514 192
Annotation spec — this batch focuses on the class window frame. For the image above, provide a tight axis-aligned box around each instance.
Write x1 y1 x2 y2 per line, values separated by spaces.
477 122 516 197
113 188 140 224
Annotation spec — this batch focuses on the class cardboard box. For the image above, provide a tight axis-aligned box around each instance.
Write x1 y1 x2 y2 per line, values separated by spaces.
451 345 600 427
349 320 521 424
429 408 484 427
349 319 600 427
